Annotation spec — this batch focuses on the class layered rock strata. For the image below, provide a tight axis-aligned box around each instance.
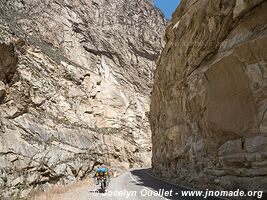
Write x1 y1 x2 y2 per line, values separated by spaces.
0 0 166 198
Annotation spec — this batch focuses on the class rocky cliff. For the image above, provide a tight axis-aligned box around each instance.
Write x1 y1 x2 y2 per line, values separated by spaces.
0 0 166 198
150 0 267 192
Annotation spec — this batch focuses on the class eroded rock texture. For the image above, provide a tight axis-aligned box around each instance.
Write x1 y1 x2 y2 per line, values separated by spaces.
150 0 267 192
0 0 166 198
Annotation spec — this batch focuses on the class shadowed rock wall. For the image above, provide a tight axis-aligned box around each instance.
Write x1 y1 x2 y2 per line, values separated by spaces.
150 0 267 192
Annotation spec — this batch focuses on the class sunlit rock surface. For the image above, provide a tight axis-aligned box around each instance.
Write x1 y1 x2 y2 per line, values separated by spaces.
0 0 166 198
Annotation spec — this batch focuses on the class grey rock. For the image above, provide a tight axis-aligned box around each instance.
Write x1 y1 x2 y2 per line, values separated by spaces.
218 138 243 156
0 0 166 198
245 135 267 153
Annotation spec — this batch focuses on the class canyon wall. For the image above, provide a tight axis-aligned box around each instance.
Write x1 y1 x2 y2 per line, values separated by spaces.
150 0 267 192
0 0 165 198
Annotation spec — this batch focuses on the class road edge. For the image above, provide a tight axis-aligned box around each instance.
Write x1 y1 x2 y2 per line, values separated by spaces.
145 168 229 200
145 169 195 191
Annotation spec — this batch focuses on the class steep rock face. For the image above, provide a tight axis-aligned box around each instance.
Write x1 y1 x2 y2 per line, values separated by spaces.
150 0 267 191
0 0 166 198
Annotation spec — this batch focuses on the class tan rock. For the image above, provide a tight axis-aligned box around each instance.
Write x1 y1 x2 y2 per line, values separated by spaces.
150 0 267 192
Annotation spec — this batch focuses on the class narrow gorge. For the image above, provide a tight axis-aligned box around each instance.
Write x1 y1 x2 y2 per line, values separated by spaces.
1 0 267 199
